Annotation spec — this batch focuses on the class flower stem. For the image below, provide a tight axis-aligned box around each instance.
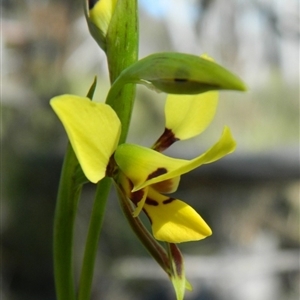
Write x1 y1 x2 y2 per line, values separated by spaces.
105 0 139 142
53 78 96 299
78 177 111 300
53 144 82 300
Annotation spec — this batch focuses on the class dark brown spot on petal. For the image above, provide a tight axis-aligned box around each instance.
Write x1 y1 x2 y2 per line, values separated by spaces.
152 128 179 152
145 198 159 206
130 189 145 205
163 198 175 205
147 168 168 180
106 154 117 177
174 78 188 83
169 243 184 277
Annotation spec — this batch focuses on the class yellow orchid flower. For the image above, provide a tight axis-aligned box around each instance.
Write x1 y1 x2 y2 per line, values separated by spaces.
50 93 236 243
114 126 235 242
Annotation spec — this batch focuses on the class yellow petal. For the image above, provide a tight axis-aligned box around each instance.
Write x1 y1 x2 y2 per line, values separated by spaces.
115 126 236 191
165 54 218 141
144 188 212 243
50 95 121 183
115 144 187 190
165 90 218 140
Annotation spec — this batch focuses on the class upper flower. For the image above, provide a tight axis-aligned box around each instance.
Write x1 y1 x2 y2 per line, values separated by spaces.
50 90 235 243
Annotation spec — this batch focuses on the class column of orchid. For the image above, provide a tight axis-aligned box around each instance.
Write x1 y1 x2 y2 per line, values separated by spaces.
51 1 246 300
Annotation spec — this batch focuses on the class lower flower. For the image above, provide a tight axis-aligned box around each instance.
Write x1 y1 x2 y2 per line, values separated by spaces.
142 186 212 243
116 172 212 243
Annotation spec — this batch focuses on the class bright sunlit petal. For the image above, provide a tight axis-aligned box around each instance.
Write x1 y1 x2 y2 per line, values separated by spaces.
50 95 121 183
165 90 218 140
165 54 218 140
144 188 212 243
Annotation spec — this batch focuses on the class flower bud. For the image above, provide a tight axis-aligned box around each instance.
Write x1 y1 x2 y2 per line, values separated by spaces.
84 0 118 50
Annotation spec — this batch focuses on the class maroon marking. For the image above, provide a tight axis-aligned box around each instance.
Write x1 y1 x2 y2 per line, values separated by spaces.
130 189 145 205
174 78 188 83
163 198 175 205
170 243 183 277
153 128 179 152
145 198 159 206
105 154 116 177
147 168 167 180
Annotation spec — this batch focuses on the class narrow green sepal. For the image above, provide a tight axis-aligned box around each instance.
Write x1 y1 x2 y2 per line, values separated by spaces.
107 52 247 101
168 243 191 300
86 76 98 99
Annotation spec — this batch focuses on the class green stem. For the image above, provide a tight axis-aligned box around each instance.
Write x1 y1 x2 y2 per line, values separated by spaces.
105 0 139 142
78 177 111 300
77 1 138 299
53 144 82 300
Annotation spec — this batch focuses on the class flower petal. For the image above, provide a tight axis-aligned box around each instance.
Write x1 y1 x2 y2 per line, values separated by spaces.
115 144 187 191
165 90 218 140
115 126 236 191
143 188 212 243
50 95 121 183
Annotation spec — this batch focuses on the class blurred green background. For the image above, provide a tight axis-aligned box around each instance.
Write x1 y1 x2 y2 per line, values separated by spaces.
2 0 299 299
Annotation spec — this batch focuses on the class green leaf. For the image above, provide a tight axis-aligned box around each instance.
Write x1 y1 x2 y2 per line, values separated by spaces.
86 76 98 99
107 52 247 101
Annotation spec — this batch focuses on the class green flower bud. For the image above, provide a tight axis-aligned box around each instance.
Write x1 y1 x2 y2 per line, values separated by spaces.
84 0 118 50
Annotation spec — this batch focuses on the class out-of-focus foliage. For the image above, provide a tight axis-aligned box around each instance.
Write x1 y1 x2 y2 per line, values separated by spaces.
2 0 299 299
